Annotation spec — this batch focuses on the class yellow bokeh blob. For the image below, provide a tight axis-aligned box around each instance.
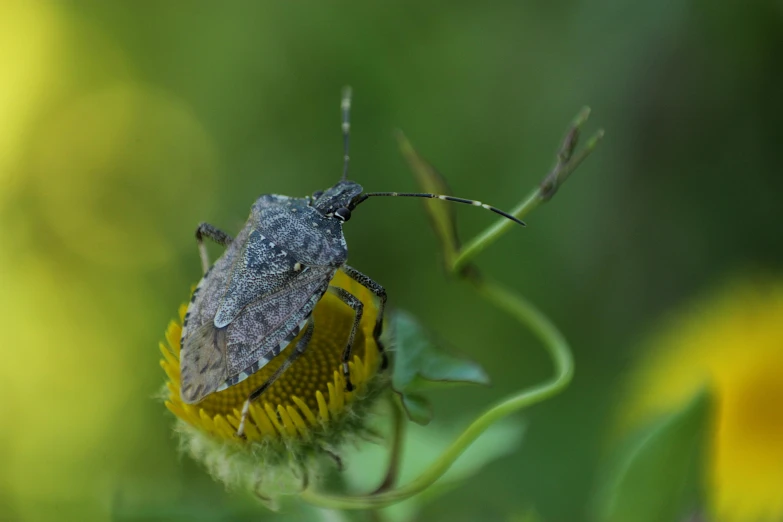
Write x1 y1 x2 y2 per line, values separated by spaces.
29 83 220 269
620 278 783 522
0 1 62 205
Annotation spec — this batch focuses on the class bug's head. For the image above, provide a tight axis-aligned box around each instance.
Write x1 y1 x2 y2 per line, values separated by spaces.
312 180 363 223
312 88 525 231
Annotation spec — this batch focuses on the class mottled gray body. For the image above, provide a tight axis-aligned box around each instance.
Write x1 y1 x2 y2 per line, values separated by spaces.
176 88 524 440
180 183 363 404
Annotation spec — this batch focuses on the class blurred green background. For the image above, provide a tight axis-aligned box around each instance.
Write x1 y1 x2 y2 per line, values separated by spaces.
1 1 781 521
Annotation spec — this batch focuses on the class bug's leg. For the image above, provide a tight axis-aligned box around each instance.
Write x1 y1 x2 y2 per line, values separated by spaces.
292 463 310 492
327 286 364 392
195 222 233 275
236 317 315 438
320 445 344 471
253 477 273 503
342 265 388 369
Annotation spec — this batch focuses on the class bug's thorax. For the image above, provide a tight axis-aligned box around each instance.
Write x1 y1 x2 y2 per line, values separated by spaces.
311 180 363 217
183 180 364 345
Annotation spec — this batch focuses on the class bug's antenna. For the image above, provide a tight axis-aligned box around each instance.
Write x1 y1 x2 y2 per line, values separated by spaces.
340 86 352 181
350 192 526 227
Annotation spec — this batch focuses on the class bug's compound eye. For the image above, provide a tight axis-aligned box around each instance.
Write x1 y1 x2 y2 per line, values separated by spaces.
334 207 352 222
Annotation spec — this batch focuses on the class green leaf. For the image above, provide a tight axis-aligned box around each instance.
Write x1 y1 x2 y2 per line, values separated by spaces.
397 131 462 270
390 310 490 424
595 387 711 522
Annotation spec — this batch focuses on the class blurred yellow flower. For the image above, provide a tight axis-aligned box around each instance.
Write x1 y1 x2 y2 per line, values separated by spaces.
0 0 62 204
30 83 220 269
620 278 783 522
160 269 386 498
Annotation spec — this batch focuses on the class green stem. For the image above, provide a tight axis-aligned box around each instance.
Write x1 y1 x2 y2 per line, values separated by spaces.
453 125 603 273
372 393 406 494
452 187 542 274
300 277 574 510
300 110 598 511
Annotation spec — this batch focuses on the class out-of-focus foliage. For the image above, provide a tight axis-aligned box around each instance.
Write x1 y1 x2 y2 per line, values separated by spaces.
1 1 780 521
596 389 710 522
611 280 783 522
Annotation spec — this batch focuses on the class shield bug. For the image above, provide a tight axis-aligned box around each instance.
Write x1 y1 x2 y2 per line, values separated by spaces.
180 87 526 437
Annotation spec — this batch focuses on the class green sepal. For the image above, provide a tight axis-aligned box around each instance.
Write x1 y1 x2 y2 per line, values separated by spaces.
397 131 462 271
595 387 711 522
390 310 490 424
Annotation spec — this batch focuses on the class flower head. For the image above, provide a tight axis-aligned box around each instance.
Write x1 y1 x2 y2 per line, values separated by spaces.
619 278 783 522
160 269 386 499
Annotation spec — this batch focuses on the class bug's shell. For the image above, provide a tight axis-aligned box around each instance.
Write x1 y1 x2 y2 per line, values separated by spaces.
179 194 351 404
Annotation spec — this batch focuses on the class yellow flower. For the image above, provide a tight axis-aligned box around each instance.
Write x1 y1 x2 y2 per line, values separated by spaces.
160 269 386 498
619 278 783 522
